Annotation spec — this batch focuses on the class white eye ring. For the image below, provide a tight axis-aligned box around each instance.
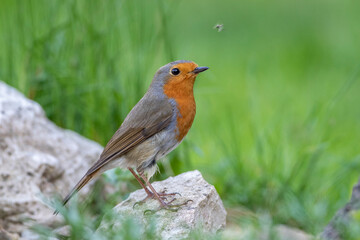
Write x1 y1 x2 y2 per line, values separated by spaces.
170 68 180 75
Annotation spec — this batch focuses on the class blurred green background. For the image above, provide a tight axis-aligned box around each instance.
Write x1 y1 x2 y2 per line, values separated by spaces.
1 0 360 238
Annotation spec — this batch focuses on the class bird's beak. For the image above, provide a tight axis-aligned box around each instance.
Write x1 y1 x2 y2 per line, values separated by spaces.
192 66 209 74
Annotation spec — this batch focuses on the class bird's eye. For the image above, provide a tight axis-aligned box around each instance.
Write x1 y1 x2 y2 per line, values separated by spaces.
171 68 180 76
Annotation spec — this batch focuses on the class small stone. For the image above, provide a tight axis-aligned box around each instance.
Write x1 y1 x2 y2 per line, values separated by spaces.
99 170 227 239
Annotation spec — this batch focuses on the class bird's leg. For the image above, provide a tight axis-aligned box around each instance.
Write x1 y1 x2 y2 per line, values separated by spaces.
137 171 167 207
137 171 191 210
128 167 153 198
131 167 179 208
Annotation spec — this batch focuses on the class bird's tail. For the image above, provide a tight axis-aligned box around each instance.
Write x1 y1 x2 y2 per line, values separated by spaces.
53 172 95 215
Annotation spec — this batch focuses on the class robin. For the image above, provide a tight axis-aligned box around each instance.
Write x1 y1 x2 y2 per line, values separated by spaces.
56 60 208 212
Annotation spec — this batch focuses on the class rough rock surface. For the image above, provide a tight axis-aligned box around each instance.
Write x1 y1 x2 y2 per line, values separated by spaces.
99 170 227 239
0 82 103 236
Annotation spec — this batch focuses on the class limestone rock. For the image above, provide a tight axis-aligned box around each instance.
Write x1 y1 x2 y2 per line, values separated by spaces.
99 170 227 239
0 82 103 235
0 225 19 240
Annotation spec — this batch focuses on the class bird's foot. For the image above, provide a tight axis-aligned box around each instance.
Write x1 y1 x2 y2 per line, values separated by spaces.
155 189 188 208
133 191 155 208
162 199 193 210
158 188 182 198
133 188 181 209
144 199 193 215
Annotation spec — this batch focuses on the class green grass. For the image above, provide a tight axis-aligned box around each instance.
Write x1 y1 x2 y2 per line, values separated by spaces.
1 0 360 238
0 0 175 143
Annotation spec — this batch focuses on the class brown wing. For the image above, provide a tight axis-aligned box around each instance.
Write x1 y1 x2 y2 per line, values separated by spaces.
56 94 173 210
86 93 173 175
86 116 171 175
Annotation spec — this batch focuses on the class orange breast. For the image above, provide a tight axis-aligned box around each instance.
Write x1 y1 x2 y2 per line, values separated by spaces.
163 77 196 141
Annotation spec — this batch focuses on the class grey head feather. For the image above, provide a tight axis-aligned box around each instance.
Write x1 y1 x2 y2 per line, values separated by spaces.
150 60 193 90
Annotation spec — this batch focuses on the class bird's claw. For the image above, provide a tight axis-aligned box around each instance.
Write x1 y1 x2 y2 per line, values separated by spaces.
143 209 156 215
142 199 193 215
159 189 182 198
133 200 145 209
161 198 192 209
